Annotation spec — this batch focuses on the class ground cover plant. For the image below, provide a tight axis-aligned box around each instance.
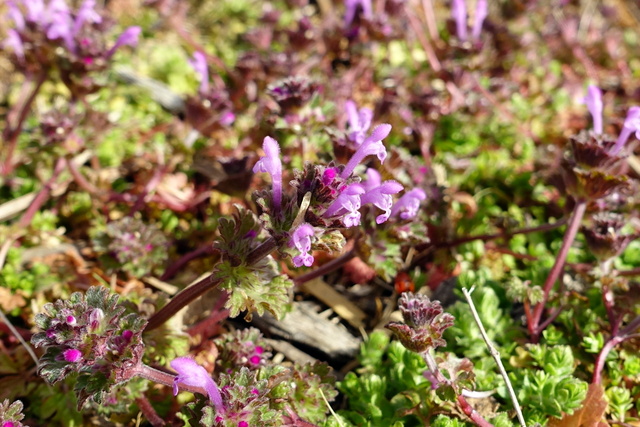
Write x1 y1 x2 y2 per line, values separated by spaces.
1 0 640 425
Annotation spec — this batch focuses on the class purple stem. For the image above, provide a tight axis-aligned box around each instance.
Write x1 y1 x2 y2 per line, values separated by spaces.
530 200 587 342
611 127 632 156
160 244 216 281
620 315 640 336
2 71 48 177
18 157 66 228
144 273 221 331
135 395 165 427
601 284 618 334
404 4 442 72
66 158 100 194
144 237 277 331
129 166 167 216
134 363 210 397
412 217 568 268
293 249 356 286
592 333 640 384
422 352 494 427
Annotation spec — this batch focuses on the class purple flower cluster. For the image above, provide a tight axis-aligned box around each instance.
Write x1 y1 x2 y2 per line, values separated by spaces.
253 111 427 267
30 286 147 408
386 292 455 353
451 0 487 42
5 0 140 65
582 85 640 155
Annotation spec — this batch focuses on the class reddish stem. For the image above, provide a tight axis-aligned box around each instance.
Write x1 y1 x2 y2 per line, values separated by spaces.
135 395 165 427
293 249 356 286
144 273 221 331
601 284 618 334
529 200 586 342
412 217 568 268
404 5 442 72
592 335 627 385
160 244 216 281
617 267 640 277
422 352 494 426
135 363 210 397
129 166 168 216
144 237 278 331
2 71 48 177
457 395 495 427
18 157 66 228
66 158 101 195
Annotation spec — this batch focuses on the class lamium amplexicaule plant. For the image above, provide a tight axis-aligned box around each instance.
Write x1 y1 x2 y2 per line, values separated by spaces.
2 0 640 425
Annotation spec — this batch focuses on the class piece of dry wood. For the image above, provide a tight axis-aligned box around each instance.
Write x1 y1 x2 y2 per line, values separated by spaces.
252 301 360 361
263 338 319 366
299 278 366 329
0 150 93 223
143 276 179 295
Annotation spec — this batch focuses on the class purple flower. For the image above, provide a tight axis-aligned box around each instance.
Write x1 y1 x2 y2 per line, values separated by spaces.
324 183 366 227
322 167 338 186
46 0 74 51
290 223 315 267
253 136 283 213
451 0 468 41
219 111 235 126
341 124 391 179
345 100 373 146
344 0 373 28
611 106 640 156
391 188 427 220
5 30 24 61
25 0 46 23
361 180 404 224
63 348 82 362
73 0 102 35
188 51 209 95
107 26 141 57
89 308 104 331
471 0 487 40
7 1 25 30
583 85 603 135
171 357 223 410
362 168 381 192
65 315 77 326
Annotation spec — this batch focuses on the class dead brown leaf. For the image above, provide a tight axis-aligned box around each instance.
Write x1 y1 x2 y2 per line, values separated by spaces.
548 383 609 427
0 287 26 312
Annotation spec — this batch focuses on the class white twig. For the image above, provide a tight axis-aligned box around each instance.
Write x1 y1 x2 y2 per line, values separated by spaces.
0 309 39 367
320 388 345 427
462 287 526 427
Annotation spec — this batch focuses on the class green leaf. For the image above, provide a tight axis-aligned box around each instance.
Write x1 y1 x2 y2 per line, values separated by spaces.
215 258 292 320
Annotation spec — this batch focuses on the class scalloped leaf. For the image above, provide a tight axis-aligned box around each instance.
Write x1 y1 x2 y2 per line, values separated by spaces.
214 258 292 320
216 205 263 262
